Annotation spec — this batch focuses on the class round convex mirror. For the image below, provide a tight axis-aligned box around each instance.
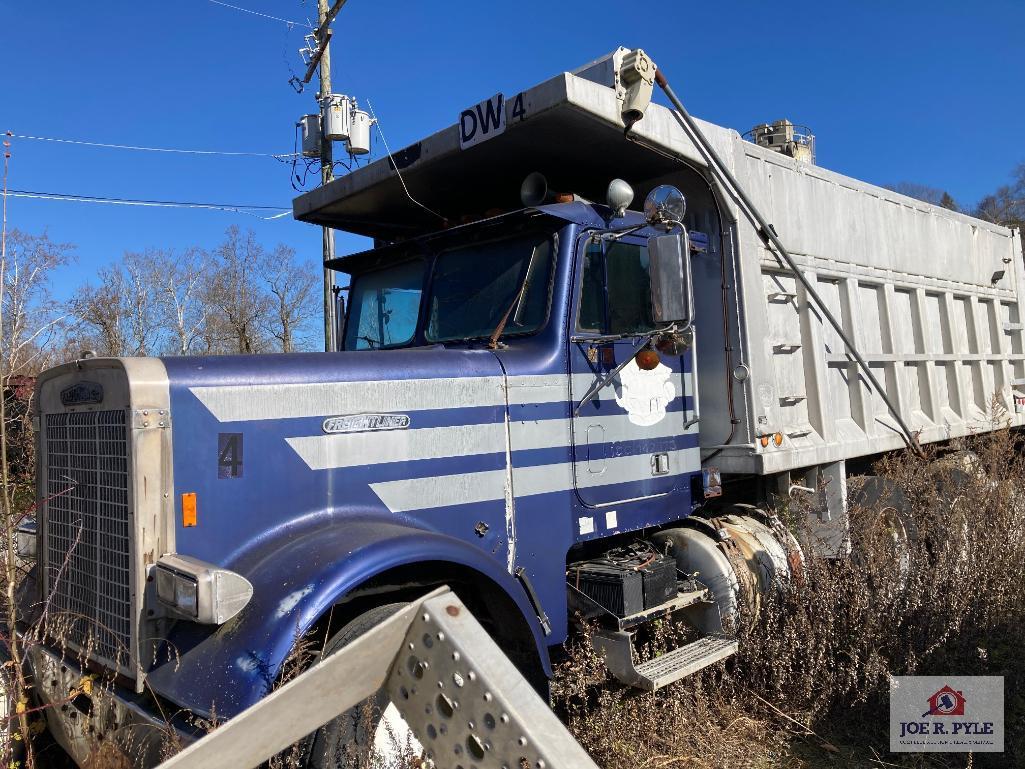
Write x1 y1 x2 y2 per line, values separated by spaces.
643 184 687 225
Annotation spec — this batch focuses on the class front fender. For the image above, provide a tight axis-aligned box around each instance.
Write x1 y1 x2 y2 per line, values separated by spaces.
144 512 549 719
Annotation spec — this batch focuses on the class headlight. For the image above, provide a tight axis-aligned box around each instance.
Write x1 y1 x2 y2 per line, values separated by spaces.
153 554 253 625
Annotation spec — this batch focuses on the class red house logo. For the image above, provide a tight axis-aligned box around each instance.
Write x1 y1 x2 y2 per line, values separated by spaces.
922 685 966 717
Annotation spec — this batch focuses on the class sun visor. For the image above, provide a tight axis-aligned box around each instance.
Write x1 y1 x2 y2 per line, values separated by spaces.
292 63 716 241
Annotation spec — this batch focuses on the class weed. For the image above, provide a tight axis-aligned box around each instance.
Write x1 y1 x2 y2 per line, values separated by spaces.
552 432 1025 769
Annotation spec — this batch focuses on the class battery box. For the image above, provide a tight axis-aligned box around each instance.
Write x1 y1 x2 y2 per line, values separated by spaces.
572 562 645 616
571 548 679 617
639 555 678 607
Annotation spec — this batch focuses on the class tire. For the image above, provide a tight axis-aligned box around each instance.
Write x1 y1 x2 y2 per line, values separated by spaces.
303 602 420 769
849 476 916 585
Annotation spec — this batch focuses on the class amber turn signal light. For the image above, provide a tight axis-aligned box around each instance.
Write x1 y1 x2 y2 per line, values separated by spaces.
635 348 661 371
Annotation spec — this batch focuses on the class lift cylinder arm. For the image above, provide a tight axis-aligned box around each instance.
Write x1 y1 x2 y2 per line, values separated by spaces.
650 67 924 457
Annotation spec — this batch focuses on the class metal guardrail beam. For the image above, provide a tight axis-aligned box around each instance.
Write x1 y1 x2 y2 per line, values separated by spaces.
156 589 432 769
157 586 598 769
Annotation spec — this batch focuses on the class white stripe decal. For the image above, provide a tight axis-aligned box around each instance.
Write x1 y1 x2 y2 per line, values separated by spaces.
286 423 506 470
510 371 692 406
508 370 691 402
370 470 508 513
511 412 697 451
369 448 700 513
502 411 516 571
286 413 697 471
574 448 694 489
191 371 689 423
190 376 505 422
521 448 700 494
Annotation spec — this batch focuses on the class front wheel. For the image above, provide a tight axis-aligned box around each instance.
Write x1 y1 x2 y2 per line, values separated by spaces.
303 603 424 769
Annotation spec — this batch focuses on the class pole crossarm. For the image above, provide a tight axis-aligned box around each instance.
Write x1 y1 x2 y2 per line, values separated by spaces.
301 27 333 84
301 0 347 83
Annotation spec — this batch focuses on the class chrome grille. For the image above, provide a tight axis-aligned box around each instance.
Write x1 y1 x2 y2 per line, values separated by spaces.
43 410 132 669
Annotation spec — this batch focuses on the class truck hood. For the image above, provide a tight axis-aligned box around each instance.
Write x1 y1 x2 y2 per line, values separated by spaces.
161 347 509 568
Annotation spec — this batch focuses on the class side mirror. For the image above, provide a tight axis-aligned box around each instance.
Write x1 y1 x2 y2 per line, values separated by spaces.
648 230 693 326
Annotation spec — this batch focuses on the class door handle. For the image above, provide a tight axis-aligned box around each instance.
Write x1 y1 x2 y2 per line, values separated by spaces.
651 452 670 475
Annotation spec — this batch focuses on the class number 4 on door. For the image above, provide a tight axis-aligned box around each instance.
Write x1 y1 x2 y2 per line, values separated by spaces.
218 433 243 479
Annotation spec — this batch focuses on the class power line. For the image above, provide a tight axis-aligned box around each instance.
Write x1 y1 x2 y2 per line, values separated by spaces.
9 188 285 210
6 188 291 220
366 100 443 221
204 0 312 28
10 133 298 160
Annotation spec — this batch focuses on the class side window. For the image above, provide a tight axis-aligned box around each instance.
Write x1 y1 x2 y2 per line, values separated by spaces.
576 239 654 334
606 241 654 334
577 241 605 332
345 260 424 350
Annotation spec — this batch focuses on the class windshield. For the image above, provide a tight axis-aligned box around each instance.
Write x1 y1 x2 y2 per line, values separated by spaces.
426 232 556 342
342 229 557 350
343 260 425 350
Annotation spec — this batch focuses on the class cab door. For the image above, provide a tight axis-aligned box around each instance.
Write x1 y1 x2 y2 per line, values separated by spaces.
569 234 690 508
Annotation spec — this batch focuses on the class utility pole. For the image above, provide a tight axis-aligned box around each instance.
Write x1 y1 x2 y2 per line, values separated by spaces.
2 132 9 268
317 0 335 352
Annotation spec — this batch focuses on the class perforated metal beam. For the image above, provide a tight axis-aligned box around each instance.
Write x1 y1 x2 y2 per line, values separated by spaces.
157 587 598 769
387 594 599 769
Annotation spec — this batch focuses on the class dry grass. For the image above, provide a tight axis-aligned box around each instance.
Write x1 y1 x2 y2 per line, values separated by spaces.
552 431 1025 769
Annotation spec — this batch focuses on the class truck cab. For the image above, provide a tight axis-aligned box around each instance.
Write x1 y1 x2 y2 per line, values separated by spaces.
23 173 734 766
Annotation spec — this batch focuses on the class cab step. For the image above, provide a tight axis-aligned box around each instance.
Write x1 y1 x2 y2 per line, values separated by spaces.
592 630 738 691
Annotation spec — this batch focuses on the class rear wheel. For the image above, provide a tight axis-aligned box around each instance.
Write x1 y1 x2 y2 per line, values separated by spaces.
849 476 915 588
304 603 424 769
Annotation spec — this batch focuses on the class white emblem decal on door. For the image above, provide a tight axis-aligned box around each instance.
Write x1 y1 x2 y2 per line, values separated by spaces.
615 360 676 426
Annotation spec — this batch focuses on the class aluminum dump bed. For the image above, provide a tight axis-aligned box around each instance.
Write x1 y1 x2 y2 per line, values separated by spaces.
722 147 1024 474
294 50 1024 476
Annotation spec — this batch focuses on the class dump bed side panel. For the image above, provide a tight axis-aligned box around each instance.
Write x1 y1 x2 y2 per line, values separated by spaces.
710 138 1024 475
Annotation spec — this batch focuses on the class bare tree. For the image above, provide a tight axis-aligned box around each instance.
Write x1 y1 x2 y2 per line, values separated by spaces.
69 251 163 357
1 231 73 374
884 181 959 211
206 226 271 354
121 251 161 355
70 254 160 360
260 244 316 353
975 162 1025 229
154 247 210 356
71 269 127 356
69 230 317 358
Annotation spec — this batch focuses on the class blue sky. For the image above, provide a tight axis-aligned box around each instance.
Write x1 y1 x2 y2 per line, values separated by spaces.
2 1 1023 305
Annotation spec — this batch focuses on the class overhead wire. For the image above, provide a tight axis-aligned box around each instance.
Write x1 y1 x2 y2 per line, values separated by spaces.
6 189 291 220
10 133 297 160
203 0 312 28
8 3 312 221
365 99 444 221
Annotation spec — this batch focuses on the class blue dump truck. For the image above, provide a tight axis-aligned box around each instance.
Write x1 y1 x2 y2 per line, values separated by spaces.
18 49 1024 766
